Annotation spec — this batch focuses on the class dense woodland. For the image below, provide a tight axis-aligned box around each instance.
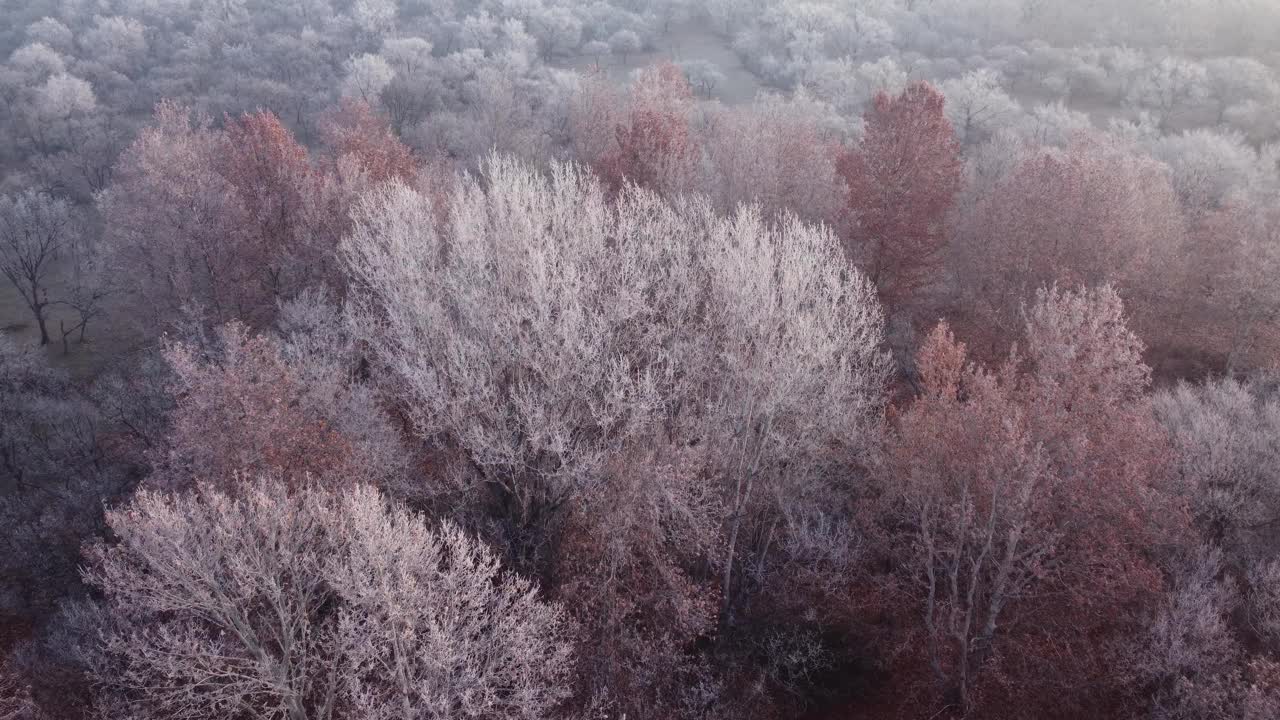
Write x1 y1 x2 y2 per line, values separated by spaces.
2 1 1280 718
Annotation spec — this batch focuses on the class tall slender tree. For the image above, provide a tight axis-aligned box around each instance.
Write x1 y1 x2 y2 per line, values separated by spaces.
837 82 962 308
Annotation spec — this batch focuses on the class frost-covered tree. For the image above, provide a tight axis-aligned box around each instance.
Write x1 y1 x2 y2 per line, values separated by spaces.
1137 546 1243 720
8 43 64 81
607 29 641 64
704 90 845 224
342 154 889 622
1154 378 1280 553
940 68 1020 146
343 158 707 566
677 59 725 98
1014 102 1094 147
76 478 575 720
377 38 436 132
350 0 397 39
80 16 148 75
341 53 394 105
24 18 73 53
808 55 908 117
1203 57 1279 125
1148 129 1266 215
1128 57 1209 132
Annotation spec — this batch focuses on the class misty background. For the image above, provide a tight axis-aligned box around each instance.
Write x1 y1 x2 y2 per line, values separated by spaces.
3 0 1280 366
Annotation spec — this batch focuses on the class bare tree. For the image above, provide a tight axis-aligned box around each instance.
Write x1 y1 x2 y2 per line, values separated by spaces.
53 216 108 354
0 192 77 346
1128 57 1209 133
0 652 40 720
940 69 1021 146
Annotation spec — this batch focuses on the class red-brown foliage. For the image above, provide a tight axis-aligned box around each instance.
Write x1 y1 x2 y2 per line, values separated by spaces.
838 82 962 307
149 323 355 491
952 134 1185 360
102 102 421 330
576 63 699 195
320 99 417 183
875 287 1183 718
101 101 261 327
220 111 311 294
1162 201 1280 375
554 446 721 718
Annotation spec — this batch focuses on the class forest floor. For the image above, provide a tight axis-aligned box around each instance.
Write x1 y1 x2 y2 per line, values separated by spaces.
0 255 135 379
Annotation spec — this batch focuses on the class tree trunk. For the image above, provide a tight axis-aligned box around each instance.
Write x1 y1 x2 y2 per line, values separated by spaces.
720 471 753 626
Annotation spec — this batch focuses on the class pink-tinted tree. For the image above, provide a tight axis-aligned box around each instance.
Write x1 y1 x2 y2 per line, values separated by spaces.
219 110 311 300
952 134 1185 360
879 286 1179 717
704 91 845 226
101 101 419 334
1166 202 1280 375
295 101 427 295
150 320 412 497
152 322 349 490
575 63 699 195
101 102 278 330
837 82 962 308
554 444 721 717
320 99 416 184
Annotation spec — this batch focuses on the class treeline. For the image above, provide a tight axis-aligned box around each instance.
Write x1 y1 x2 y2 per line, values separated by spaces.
4 0 1280 205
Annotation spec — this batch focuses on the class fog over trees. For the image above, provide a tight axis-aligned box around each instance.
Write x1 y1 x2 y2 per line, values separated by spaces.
2 1 1280 718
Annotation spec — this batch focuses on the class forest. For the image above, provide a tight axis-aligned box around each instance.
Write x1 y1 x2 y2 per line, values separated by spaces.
2 1 1280 718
